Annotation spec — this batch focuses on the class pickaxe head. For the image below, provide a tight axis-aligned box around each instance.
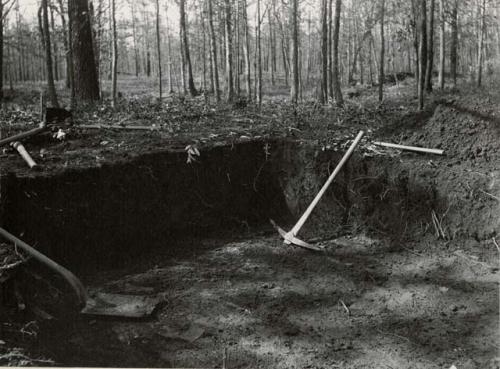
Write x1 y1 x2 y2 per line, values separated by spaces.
269 220 322 251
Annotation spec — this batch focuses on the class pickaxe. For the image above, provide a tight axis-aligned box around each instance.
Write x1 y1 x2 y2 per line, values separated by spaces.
271 131 365 251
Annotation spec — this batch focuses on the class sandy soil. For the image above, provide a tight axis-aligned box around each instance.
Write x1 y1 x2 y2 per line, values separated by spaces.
39 234 499 368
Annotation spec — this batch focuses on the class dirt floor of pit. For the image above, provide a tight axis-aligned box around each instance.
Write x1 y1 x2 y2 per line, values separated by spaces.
35 234 499 369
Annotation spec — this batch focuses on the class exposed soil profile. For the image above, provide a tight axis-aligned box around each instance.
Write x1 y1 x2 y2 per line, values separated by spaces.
0 85 498 368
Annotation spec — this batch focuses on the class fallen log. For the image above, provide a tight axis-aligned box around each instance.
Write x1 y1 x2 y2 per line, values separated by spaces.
373 141 444 155
77 124 159 131
0 126 47 147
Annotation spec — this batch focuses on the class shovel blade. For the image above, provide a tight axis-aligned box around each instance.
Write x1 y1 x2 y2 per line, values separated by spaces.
81 292 161 318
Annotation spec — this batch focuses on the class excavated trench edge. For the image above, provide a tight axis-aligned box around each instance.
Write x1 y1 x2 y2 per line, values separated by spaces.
0 138 493 272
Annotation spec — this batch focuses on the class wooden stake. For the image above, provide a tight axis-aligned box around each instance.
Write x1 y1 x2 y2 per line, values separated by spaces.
373 141 444 155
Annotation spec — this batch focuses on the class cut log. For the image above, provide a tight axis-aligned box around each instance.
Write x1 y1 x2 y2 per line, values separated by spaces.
10 142 38 169
0 126 47 147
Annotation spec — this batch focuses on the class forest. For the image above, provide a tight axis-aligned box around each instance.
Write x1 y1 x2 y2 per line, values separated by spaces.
0 0 498 368
0 0 497 106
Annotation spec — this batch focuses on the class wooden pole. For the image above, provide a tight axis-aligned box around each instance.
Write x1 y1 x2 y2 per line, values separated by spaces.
373 141 444 155
289 131 364 237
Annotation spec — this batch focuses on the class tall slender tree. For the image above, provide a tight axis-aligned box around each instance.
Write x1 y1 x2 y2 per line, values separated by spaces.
225 0 235 102
207 0 220 100
320 0 328 103
438 0 445 89
332 0 343 106
424 0 435 91
0 0 14 103
450 0 458 87
378 0 385 102
418 0 427 110
290 0 299 104
110 0 118 106
242 0 251 98
476 0 486 87
155 0 162 99
42 0 59 108
179 0 197 96
256 0 262 104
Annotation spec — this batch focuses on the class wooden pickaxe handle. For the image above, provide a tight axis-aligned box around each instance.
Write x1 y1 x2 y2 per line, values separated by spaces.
290 130 365 236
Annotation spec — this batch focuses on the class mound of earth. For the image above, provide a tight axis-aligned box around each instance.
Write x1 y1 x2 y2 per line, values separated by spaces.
404 97 500 164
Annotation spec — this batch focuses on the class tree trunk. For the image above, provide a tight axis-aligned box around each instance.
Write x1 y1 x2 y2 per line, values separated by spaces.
131 1 139 76
418 0 427 110
450 0 458 87
235 0 240 94
290 0 299 104
320 0 328 103
42 0 59 108
165 5 174 93
225 0 235 102
69 0 99 102
242 0 251 99
332 0 343 107
328 0 333 98
155 0 162 99
0 3 4 102
425 0 434 91
476 0 485 87
208 0 220 99
269 1 275 86
57 0 71 89
378 0 385 102
110 0 118 106
50 5 59 81
180 0 197 96
256 0 262 104
438 0 445 89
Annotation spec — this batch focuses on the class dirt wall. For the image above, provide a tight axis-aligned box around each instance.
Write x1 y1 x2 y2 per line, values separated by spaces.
0 141 290 269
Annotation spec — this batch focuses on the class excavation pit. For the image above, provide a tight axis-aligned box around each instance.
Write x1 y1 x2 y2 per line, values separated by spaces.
0 138 498 368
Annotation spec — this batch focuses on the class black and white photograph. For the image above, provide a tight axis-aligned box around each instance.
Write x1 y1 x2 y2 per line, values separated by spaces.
0 0 498 367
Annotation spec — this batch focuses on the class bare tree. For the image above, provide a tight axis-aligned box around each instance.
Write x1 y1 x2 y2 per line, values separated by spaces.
378 0 385 102
0 0 15 103
320 0 328 103
155 0 162 99
476 0 486 87
332 0 343 106
130 0 140 76
418 0 427 110
111 0 118 106
450 0 458 87
256 0 262 104
42 0 59 107
242 0 251 98
179 0 197 96
69 0 100 102
207 0 220 100
424 0 434 92
438 0 445 89
225 0 235 101
290 0 299 104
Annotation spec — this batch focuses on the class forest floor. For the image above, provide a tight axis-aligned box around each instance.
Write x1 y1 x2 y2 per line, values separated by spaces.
0 76 499 368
